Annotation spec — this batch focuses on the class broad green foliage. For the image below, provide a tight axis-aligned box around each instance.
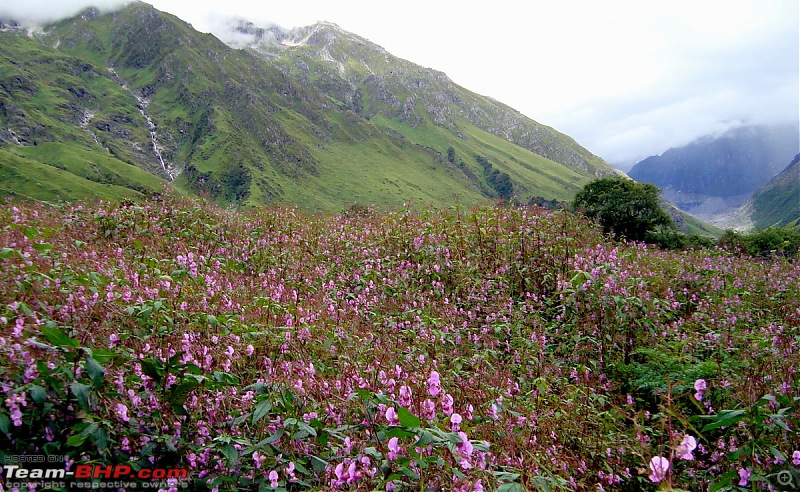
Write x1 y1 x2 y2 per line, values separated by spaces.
718 227 800 258
574 177 674 242
0 194 798 491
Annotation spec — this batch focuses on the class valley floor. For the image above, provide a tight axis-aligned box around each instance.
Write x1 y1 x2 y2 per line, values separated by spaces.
1 195 798 491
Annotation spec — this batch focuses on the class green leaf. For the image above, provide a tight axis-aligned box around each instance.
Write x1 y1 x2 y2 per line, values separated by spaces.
23 226 41 240
183 362 204 375
398 467 420 480
493 471 522 482
169 380 201 406
383 427 415 439
363 447 382 460
29 385 47 405
701 409 746 432
296 422 317 438
310 456 327 475
39 325 81 349
497 483 525 492
221 444 238 465
252 399 273 425
80 422 99 436
90 348 117 365
70 381 91 411
66 434 88 447
769 447 787 462
263 430 284 445
708 470 738 492
141 358 165 380
413 430 437 447
212 371 240 385
0 414 10 434
85 356 105 388
397 406 420 428
93 427 109 452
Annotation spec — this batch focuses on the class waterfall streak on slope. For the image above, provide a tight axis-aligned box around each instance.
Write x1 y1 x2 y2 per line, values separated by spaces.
107 67 175 181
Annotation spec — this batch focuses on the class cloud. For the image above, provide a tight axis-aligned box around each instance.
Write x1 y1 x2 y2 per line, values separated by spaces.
539 1 799 166
0 0 131 24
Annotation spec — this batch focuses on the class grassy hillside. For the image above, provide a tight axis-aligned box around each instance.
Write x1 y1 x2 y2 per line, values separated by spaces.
750 153 800 228
0 144 165 203
1 196 797 490
2 3 617 211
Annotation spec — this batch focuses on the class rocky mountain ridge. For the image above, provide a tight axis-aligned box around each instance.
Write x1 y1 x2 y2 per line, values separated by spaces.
231 19 611 177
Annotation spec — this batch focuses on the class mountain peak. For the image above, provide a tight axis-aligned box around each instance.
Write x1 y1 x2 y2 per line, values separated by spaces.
225 18 383 55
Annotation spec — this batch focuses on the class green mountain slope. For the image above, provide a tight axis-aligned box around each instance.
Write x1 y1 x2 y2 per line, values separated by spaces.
750 153 800 228
1 2 615 210
0 144 164 202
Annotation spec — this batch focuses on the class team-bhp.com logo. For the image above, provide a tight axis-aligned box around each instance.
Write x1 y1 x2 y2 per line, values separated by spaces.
3 457 190 490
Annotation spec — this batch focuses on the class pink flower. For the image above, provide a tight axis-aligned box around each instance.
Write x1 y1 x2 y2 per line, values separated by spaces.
441 393 454 416
450 413 463 429
252 451 266 469
648 456 669 483
387 437 400 460
385 407 399 426
114 403 130 423
427 371 441 397
738 468 751 486
487 403 499 420
457 431 473 456
399 385 412 406
284 461 296 481
334 462 346 484
268 470 279 488
793 450 800 466
676 434 697 460
421 399 436 420
694 379 707 401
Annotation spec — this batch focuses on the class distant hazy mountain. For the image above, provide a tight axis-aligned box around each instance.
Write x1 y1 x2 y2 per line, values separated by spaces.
0 2 615 210
627 124 799 226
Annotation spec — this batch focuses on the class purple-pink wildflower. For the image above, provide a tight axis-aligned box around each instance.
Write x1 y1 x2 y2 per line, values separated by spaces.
694 379 707 401
427 371 441 397
737 468 751 486
387 437 400 461
385 407 399 426
648 456 669 483
675 435 696 460
268 469 279 488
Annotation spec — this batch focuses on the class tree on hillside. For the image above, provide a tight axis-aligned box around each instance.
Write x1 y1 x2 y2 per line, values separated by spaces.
573 177 672 241
447 146 456 164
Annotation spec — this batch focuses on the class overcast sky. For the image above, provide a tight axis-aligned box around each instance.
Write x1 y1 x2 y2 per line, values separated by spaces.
2 0 798 167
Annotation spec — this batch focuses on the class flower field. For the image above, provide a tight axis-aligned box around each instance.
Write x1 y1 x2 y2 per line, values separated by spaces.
1 195 798 491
